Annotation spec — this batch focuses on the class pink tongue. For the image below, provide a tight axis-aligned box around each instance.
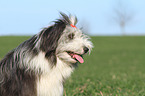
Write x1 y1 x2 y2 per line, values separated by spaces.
73 54 84 63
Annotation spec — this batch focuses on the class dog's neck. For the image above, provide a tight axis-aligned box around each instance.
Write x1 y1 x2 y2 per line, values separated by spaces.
37 57 74 96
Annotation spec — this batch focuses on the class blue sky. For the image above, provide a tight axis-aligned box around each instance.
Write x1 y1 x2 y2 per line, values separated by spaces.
0 0 145 36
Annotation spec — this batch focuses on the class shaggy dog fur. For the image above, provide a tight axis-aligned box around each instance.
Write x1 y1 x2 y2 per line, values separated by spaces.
0 13 93 96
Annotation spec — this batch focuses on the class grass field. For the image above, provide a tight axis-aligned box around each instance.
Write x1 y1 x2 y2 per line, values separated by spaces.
0 36 145 96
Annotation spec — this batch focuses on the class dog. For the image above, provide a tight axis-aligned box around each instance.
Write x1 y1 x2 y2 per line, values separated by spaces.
0 12 93 96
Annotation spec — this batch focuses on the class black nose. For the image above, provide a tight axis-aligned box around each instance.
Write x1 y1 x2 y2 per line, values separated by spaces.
83 47 89 53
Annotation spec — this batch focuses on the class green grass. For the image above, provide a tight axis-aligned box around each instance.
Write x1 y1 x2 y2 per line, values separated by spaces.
0 36 30 59
0 36 145 96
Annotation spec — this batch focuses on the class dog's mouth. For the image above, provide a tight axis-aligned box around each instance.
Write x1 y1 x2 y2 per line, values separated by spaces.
67 51 84 63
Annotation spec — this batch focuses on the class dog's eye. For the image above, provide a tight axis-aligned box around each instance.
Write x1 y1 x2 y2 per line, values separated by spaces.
68 33 74 39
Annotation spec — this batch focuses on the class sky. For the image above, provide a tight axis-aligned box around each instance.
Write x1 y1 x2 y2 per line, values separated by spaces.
0 0 145 36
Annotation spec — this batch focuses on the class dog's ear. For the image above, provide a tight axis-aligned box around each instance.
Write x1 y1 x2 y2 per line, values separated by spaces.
39 14 67 65
40 22 66 53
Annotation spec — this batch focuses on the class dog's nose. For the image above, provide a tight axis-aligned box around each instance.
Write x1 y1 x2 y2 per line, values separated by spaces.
83 47 89 53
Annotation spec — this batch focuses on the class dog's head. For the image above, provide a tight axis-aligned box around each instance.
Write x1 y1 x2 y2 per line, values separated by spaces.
39 13 93 66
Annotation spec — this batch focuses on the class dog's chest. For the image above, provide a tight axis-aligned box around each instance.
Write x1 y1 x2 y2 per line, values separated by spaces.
37 74 63 96
37 58 74 96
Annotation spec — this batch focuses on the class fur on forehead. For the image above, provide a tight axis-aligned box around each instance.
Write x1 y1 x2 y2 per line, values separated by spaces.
63 26 83 37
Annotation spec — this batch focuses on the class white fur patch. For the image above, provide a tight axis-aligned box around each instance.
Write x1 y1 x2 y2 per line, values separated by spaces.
37 57 74 96
22 52 51 73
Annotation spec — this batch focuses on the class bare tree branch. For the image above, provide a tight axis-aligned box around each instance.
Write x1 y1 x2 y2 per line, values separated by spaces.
112 1 134 35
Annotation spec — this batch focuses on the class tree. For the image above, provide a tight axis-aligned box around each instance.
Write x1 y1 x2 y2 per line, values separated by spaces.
112 1 134 35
